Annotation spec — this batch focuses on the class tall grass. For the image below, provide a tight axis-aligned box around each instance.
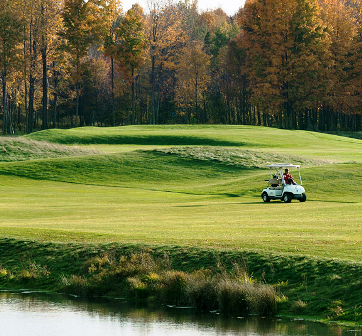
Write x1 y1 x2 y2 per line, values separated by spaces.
1 239 362 323
0 137 98 162
153 147 328 167
58 251 278 316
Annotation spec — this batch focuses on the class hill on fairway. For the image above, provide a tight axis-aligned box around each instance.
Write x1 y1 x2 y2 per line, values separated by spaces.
0 125 361 262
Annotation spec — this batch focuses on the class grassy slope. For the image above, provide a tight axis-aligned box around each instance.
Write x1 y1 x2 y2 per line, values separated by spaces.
1 125 362 323
0 125 359 260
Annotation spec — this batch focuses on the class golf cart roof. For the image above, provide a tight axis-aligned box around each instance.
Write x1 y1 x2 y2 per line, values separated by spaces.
265 164 300 169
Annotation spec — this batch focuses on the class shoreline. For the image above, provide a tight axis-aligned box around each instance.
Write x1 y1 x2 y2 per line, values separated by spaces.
0 237 361 326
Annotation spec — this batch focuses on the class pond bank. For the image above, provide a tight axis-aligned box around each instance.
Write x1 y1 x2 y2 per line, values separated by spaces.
0 238 361 325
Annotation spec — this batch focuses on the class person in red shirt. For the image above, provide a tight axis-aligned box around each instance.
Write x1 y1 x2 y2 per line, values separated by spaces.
282 168 296 185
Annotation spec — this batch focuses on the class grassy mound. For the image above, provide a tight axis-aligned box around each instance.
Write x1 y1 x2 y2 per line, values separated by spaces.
25 126 244 146
153 147 328 168
0 137 98 162
25 125 362 163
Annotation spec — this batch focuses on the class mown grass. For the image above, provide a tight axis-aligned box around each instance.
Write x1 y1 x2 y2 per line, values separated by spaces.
1 125 362 323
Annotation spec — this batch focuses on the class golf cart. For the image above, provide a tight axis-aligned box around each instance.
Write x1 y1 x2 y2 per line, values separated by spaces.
261 164 306 203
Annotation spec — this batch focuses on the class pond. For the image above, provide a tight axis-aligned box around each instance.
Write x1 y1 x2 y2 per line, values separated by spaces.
0 290 361 336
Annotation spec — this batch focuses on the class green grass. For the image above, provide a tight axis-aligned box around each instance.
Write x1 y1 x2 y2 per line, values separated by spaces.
1 125 362 260
0 136 98 161
1 125 362 323
26 125 362 162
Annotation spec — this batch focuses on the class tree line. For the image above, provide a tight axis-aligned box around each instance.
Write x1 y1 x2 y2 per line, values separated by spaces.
1 0 362 134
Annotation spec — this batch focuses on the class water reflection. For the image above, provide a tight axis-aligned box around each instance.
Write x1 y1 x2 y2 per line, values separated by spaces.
0 291 361 336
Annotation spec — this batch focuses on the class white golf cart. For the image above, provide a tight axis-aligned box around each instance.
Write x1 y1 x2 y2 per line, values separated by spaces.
261 164 306 203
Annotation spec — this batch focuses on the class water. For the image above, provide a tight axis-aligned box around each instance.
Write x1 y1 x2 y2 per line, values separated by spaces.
0 291 361 336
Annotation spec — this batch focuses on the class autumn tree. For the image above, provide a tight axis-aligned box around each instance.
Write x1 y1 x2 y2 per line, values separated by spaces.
115 4 147 124
201 9 239 123
238 0 331 129
147 0 188 124
36 0 64 130
343 3 362 131
317 0 358 131
0 0 23 134
102 0 122 126
175 40 211 123
24 0 43 133
60 0 103 126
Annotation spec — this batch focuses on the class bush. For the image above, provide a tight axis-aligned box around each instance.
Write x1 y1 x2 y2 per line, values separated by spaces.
187 270 218 311
161 270 188 305
249 284 277 316
17 262 50 282
59 252 279 316
60 275 90 296
0 267 8 278
217 278 250 315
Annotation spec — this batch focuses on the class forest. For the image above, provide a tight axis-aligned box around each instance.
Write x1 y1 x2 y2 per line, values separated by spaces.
1 0 362 134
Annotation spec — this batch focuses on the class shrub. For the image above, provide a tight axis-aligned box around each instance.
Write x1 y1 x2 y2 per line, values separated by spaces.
60 252 279 316
161 270 188 305
18 262 50 282
187 270 218 311
248 284 277 316
0 267 8 278
127 277 149 299
217 278 251 315
60 275 90 296
291 299 307 313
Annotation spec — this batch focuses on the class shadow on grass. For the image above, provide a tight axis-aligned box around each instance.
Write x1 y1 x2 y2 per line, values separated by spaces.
42 135 247 147
307 199 359 204
174 204 209 208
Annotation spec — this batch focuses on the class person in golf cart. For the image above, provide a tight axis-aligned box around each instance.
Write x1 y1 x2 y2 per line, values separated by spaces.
282 168 296 186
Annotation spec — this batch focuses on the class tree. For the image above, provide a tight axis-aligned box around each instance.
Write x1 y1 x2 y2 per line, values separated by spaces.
115 4 147 124
60 0 101 126
237 0 331 129
147 0 188 124
318 0 357 131
175 41 210 123
344 5 362 131
0 0 23 134
102 0 123 126
202 9 239 123
38 0 63 130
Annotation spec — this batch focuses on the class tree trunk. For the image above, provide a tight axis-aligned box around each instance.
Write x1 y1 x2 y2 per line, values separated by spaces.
1 67 9 135
75 82 79 127
131 67 135 124
28 73 35 134
52 62 59 128
111 57 115 126
41 47 48 130
28 38 37 134
150 54 156 125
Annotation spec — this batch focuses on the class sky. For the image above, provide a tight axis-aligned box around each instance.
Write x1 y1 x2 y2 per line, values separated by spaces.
122 0 246 16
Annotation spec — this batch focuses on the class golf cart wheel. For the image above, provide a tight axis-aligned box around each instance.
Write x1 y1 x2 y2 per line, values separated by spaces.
283 193 292 203
262 192 270 203
299 193 307 202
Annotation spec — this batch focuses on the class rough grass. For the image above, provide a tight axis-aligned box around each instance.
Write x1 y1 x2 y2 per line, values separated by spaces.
1 239 362 323
58 251 278 316
0 137 98 162
152 146 328 168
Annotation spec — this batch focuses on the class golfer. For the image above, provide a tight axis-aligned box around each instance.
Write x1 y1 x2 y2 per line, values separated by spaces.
282 168 296 186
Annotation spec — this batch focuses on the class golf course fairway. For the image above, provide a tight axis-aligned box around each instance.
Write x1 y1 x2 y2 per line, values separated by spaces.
1 125 362 324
